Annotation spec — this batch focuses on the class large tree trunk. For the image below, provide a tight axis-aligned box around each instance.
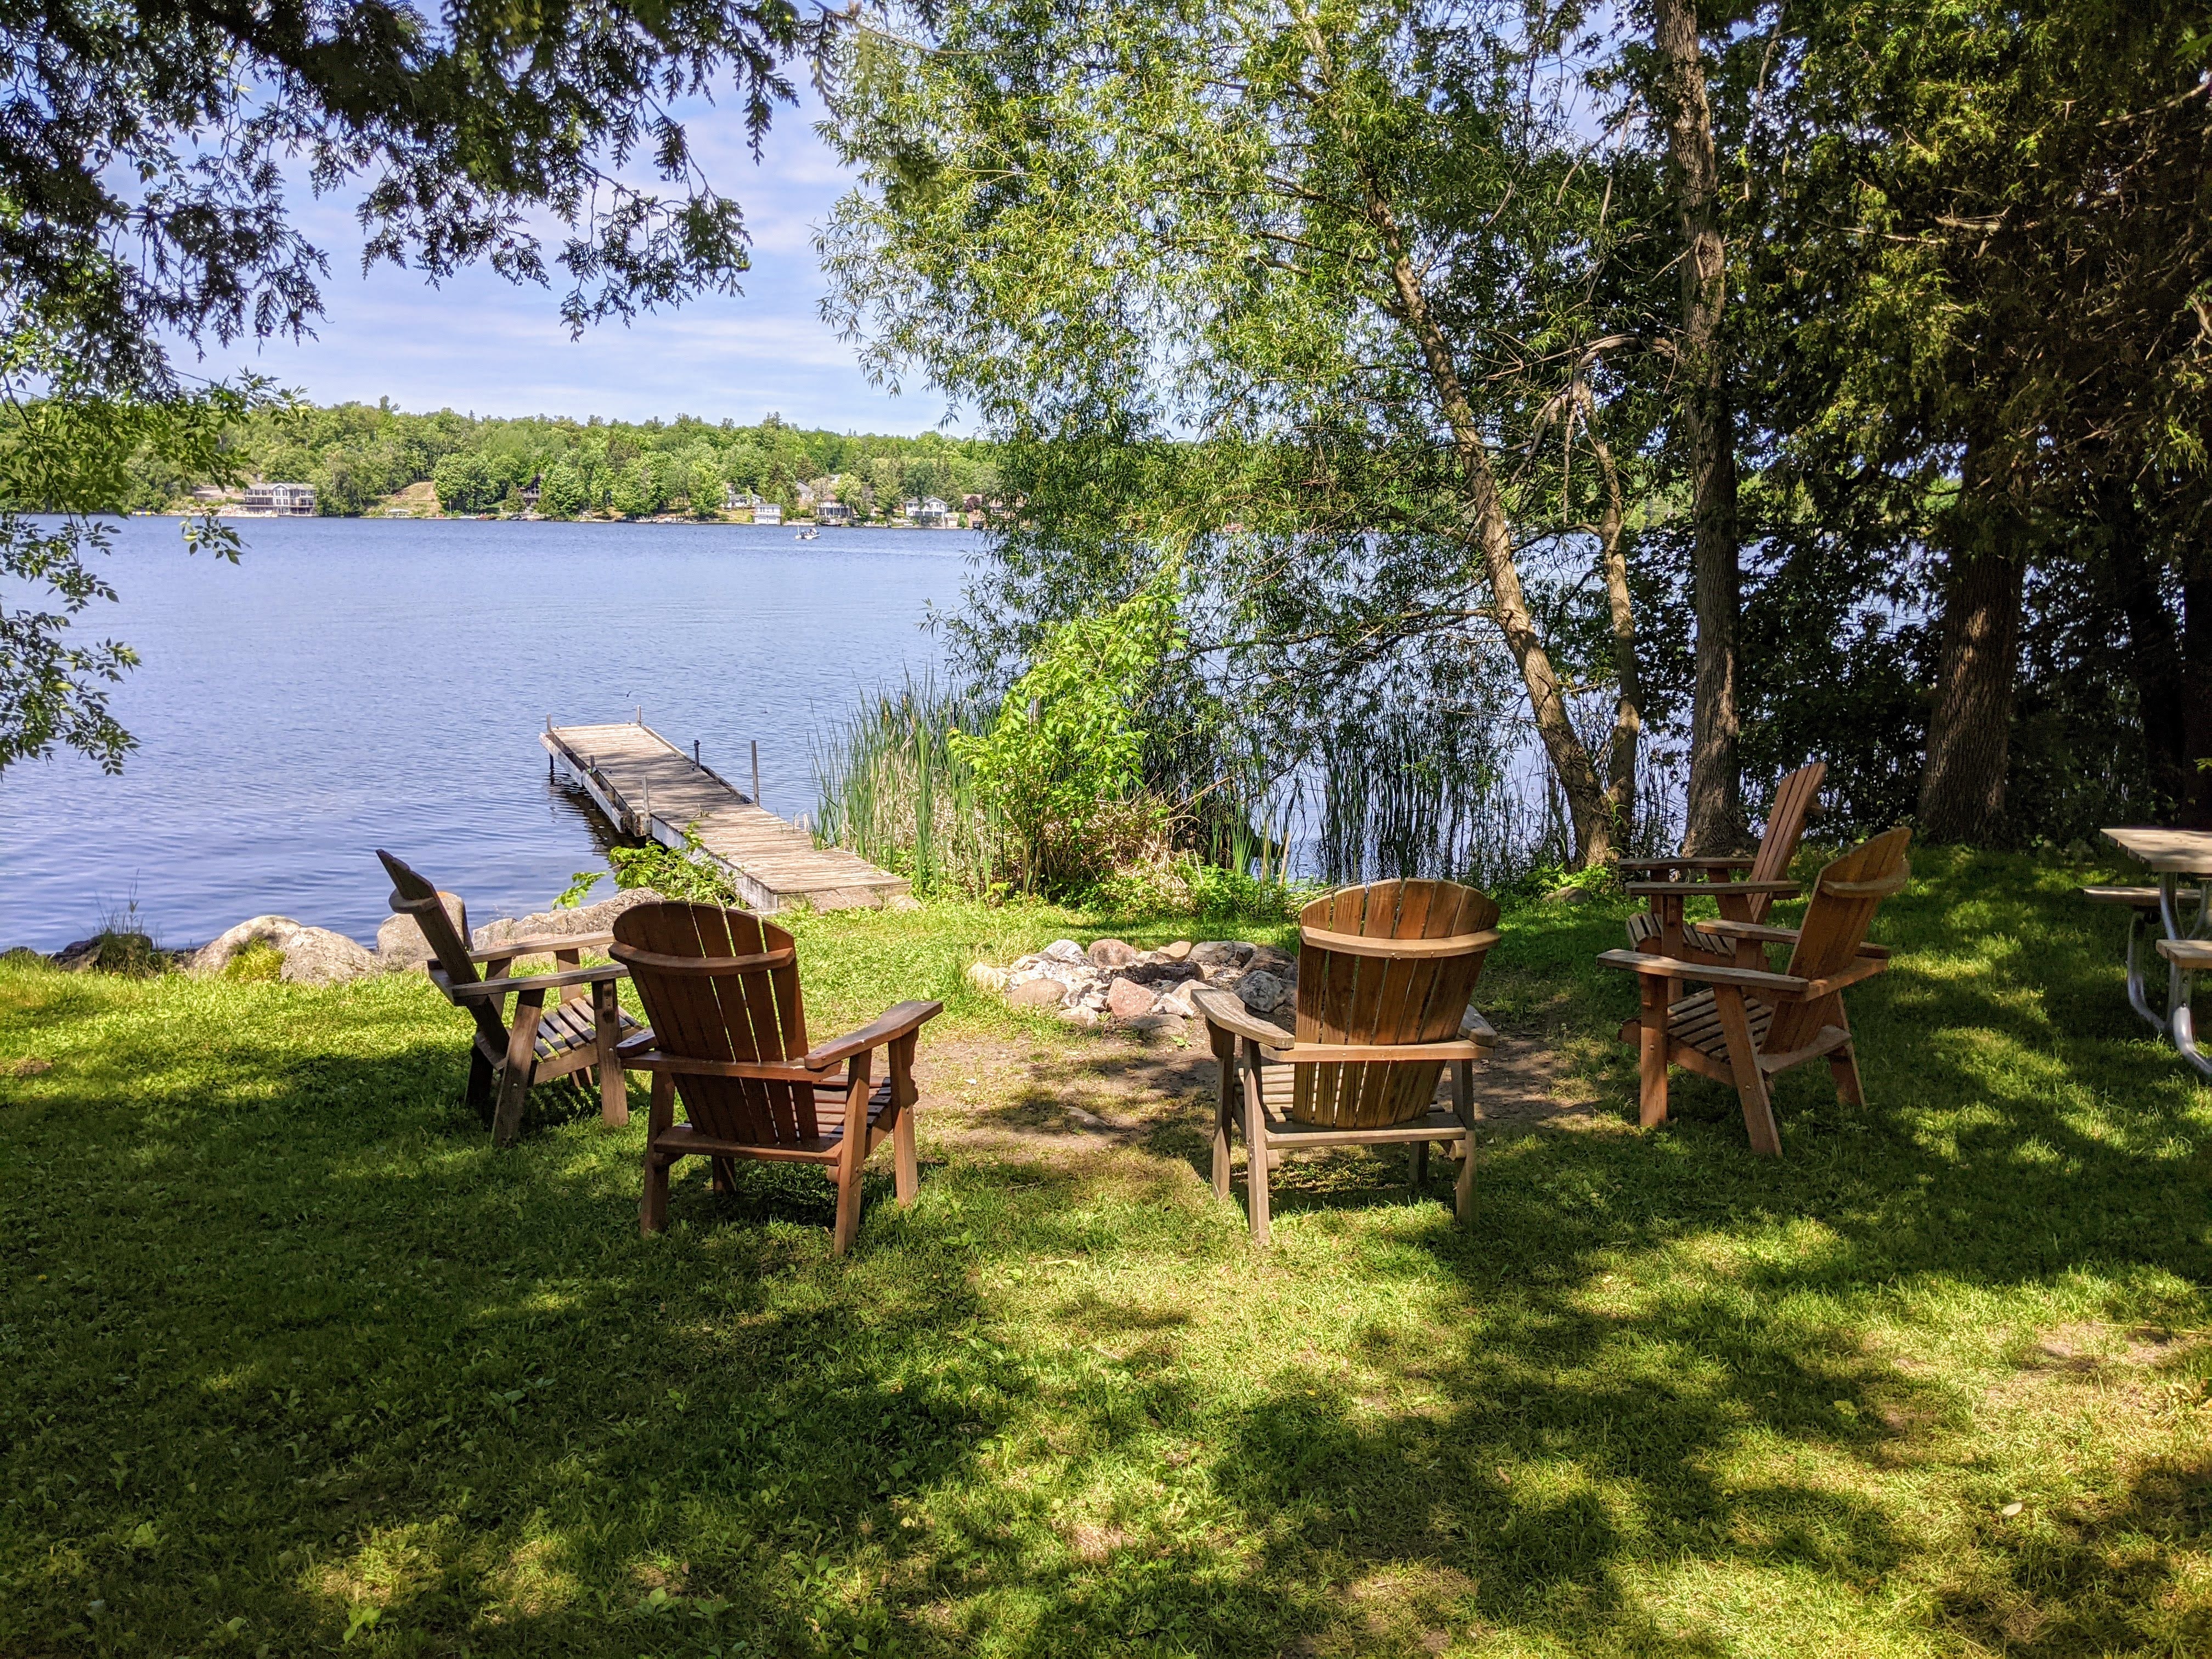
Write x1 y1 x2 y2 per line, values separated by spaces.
2183 528 2212 827
1917 482 2028 842
2097 479 2189 809
1653 0 1742 853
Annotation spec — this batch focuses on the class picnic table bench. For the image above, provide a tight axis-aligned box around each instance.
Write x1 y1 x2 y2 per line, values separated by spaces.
2093 828 2212 1081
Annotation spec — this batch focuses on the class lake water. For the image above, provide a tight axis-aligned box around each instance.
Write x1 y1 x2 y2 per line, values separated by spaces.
0 517 974 950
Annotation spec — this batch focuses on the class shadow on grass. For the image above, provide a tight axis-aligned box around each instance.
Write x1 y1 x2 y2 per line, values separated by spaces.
3 848 2210 1657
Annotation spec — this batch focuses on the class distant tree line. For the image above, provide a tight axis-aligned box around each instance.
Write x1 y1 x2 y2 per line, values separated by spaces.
122 402 999 521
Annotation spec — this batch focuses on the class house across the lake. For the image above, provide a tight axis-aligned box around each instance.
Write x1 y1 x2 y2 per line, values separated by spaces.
238 481 317 517
753 503 783 526
818 500 851 526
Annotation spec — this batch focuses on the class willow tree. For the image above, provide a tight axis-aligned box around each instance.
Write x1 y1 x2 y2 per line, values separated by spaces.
821 0 1651 867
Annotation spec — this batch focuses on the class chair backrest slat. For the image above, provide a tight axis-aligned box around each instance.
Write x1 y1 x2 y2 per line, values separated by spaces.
1769 827 1911 1052
1743 760 1827 921
378 850 515 1061
1290 878 1500 1129
613 902 818 1147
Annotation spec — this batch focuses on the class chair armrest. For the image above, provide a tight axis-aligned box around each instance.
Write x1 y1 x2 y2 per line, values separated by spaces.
1621 855 1754 872
1696 919 1892 960
618 1049 814 1081
1798 957 1891 998
1190 988 1294 1049
443 962 629 1001
803 1000 944 1071
1267 1040 1486 1064
614 1029 658 1060
467 932 616 962
1595 949 1809 997
1625 879 1801 899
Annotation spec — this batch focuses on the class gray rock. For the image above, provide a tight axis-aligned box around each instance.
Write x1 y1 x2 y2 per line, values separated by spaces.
1159 979 1206 1018
1042 939 1087 963
1087 937 1138 968
966 961 1010 993
1190 940 1254 968
1122 1012 1187 1039
1009 977 1067 1008
1161 940 1193 961
1545 885 1594 905
189 917 379 985
1246 945 1296 977
1057 1004 1101 1029
1234 969 1288 1013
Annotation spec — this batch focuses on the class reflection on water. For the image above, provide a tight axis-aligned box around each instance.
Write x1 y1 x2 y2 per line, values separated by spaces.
0 517 972 948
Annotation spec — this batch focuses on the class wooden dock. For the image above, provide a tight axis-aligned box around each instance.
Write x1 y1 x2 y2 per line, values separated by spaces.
541 717 911 913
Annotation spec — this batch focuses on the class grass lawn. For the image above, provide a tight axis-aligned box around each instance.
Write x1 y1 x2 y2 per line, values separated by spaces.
3 849 2210 1658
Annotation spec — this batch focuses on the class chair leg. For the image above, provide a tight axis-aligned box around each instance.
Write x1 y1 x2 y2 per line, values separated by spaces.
830 1059 872 1256
893 1106 919 1204
591 978 629 1126
1242 1040 1271 1246
1453 1057 1476 1229
464 1048 496 1124
710 1157 736 1194
640 1073 675 1235
1712 986 1782 1156
1407 1140 1430 1197
1638 976 1670 1128
1826 1006 1866 1107
1210 1039 1237 1203
492 991 546 1147
890 1034 920 1205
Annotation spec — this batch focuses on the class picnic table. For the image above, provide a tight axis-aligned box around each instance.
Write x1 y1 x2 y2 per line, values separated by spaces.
2096 827 2212 1080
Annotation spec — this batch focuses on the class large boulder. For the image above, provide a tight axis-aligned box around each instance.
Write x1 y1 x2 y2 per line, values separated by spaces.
1009 977 1067 1009
188 917 379 986
469 889 664 969
1233 969 1289 1014
376 893 465 969
1189 940 1254 969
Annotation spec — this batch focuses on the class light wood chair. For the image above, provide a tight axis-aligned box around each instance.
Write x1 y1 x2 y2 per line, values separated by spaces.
1599 826 1910 1155
377 849 641 1145
1623 760 1826 966
1193 878 1500 1245
610 902 941 1254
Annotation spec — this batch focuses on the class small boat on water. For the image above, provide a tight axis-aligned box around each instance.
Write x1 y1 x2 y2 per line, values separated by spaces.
795 527 820 540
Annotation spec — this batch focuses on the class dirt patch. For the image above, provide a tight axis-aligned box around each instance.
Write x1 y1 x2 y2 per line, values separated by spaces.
909 1030 1615 1164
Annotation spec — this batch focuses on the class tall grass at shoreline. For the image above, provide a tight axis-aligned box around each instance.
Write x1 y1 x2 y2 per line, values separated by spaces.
812 676 1000 896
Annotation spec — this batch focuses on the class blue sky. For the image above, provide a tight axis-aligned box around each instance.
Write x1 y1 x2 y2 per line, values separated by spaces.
180 85 958 435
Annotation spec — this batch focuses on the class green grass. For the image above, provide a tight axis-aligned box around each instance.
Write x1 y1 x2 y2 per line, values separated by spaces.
3 855 2209 1657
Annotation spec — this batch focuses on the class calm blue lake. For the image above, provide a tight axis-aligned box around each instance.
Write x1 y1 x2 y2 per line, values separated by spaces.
0 517 974 950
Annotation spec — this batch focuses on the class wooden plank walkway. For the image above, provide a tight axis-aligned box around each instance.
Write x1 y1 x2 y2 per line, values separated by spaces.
541 718 911 913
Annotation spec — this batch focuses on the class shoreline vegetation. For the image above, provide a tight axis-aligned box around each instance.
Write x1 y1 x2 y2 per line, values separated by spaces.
116 400 1000 524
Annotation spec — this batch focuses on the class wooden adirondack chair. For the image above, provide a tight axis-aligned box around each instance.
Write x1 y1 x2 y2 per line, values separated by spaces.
1192 879 1500 1245
609 902 942 1254
1598 826 1909 1155
377 849 643 1145
1623 760 1826 966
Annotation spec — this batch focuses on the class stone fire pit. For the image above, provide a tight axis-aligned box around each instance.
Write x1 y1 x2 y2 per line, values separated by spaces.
967 937 1297 1041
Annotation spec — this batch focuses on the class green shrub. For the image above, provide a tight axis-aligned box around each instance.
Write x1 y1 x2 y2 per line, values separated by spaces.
950 574 1180 894
608 827 737 904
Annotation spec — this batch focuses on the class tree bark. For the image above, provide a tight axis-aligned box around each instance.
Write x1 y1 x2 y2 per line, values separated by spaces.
1652 0 1743 853
1583 393 1643 839
1917 482 2028 842
2097 479 2188 809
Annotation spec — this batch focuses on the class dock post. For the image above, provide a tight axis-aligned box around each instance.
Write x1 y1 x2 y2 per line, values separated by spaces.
642 781 651 838
752 740 761 809
694 738 701 767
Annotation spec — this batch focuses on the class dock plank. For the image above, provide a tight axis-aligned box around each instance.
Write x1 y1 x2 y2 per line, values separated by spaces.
542 720 911 913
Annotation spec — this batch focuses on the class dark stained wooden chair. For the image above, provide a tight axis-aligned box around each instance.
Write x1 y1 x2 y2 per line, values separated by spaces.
1599 826 1910 1156
377 849 642 1146
1623 759 1826 966
1193 878 1500 1245
610 902 941 1254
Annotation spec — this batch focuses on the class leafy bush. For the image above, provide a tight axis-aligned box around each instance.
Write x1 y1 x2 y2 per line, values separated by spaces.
950 576 1181 894
608 828 737 904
